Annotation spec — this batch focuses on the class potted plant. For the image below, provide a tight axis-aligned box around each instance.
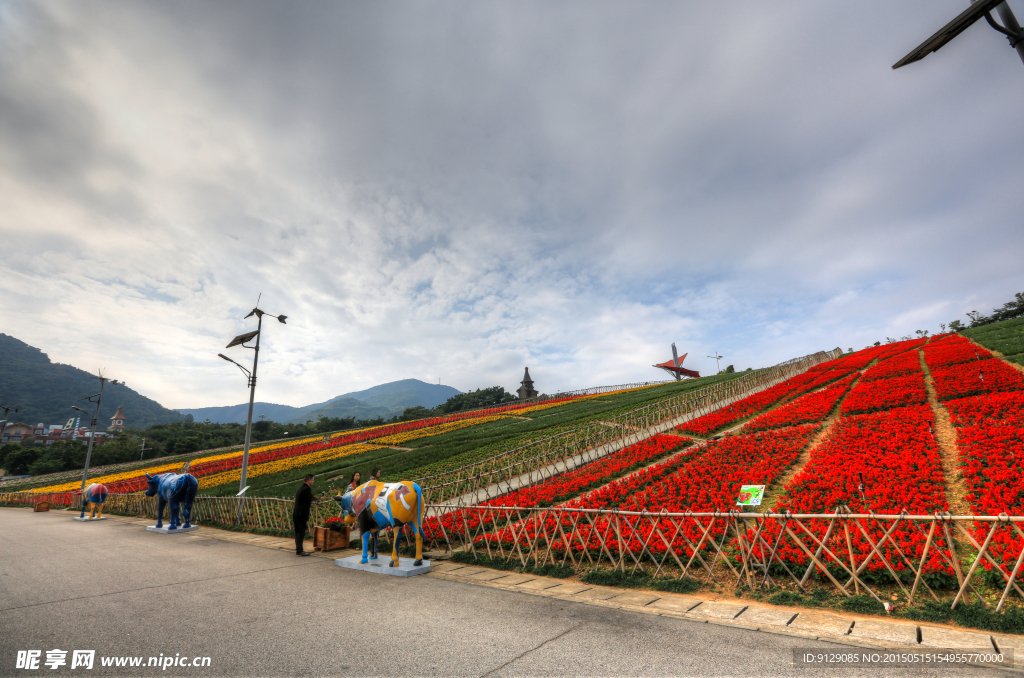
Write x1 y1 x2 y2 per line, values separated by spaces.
314 517 349 552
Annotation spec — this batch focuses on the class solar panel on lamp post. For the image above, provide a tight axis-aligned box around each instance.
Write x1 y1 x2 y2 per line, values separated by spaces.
893 0 1024 69
220 305 287 521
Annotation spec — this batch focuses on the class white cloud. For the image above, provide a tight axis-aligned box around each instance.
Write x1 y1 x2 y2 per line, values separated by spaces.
1 0 1023 410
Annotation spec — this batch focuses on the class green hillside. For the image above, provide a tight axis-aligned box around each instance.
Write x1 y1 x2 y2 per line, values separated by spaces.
0 334 183 429
962 315 1024 366
212 372 746 499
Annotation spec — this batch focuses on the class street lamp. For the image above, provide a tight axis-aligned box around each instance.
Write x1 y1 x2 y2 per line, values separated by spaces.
71 374 121 519
0 403 18 444
219 304 287 502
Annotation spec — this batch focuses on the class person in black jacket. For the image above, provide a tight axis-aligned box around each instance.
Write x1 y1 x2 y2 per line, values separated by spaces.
293 474 315 556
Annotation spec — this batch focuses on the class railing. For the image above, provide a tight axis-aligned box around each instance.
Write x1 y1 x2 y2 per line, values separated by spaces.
415 349 842 505
6 490 1021 614
0 492 343 533
423 504 1024 613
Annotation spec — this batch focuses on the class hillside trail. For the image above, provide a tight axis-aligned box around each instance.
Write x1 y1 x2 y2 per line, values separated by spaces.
919 347 971 516
758 372 862 514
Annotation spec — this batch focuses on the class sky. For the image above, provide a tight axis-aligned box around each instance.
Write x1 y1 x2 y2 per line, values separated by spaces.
1 1 1023 410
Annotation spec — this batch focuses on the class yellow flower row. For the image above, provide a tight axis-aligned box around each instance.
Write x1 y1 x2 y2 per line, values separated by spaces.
31 383 662 494
512 384 657 416
199 388 661 489
197 443 382 489
28 462 186 494
198 415 508 489
370 414 508 445
27 434 328 494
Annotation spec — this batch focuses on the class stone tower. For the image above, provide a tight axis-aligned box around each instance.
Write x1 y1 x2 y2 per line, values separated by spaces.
108 406 127 432
517 367 538 399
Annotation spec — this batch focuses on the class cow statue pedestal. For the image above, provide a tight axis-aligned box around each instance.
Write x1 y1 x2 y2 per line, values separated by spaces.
72 516 107 522
146 524 199 534
335 554 430 577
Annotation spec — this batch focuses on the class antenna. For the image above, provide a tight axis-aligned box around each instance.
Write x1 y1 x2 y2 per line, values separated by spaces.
707 352 724 373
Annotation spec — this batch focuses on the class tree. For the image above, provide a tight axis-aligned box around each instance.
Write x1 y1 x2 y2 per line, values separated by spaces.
3 446 42 475
400 406 432 421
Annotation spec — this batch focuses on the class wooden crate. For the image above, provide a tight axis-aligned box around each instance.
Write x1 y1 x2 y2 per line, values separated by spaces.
33 502 51 512
313 525 350 552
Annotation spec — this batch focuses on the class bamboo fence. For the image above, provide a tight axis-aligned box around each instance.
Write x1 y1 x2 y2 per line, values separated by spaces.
423 504 1024 613
0 491 343 533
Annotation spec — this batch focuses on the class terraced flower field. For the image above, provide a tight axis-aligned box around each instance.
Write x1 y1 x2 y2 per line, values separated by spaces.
436 331 1024 580
15 373 746 499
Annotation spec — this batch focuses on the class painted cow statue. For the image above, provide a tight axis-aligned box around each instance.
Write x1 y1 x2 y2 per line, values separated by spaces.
337 480 425 566
145 472 199 530
83 482 108 519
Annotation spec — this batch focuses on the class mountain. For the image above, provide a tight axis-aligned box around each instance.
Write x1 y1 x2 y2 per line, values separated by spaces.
337 379 461 410
0 333 184 429
177 379 463 425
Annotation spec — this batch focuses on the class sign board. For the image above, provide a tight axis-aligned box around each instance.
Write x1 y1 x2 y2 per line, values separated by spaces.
737 485 765 507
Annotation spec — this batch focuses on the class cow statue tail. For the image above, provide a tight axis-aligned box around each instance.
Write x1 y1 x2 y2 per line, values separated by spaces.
413 482 425 566
181 475 199 528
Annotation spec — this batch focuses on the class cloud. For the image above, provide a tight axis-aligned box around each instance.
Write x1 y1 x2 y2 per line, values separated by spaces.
1 0 1022 409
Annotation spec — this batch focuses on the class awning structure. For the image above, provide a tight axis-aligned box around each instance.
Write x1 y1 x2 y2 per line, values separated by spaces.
653 354 700 379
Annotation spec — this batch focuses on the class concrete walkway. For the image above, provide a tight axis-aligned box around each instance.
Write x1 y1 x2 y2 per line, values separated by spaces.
2 508 1008 677
430 561 1023 672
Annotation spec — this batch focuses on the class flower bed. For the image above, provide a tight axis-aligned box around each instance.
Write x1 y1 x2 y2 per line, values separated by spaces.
743 374 855 432
946 392 1024 570
840 373 927 415
930 359 1024 401
485 434 688 510
617 425 819 513
923 335 991 369
765 405 950 577
674 375 813 437
466 425 818 559
861 351 922 382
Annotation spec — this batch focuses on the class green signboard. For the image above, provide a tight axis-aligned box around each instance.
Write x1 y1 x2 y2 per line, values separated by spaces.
737 485 765 507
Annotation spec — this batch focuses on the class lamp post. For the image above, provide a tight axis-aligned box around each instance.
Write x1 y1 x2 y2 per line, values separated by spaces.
71 374 120 519
219 304 287 506
0 403 18 444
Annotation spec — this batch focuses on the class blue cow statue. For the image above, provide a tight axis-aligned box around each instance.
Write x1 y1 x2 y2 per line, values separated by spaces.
145 472 199 530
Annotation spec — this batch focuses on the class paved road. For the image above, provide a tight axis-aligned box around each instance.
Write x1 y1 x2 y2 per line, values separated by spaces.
0 509 996 677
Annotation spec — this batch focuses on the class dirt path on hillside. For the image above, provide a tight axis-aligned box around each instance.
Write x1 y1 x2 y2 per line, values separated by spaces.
919 350 971 515
758 378 857 513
